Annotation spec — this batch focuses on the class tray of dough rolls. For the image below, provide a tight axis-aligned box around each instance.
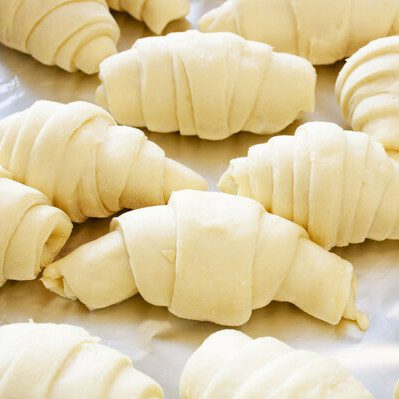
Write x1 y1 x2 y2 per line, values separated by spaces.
0 0 399 398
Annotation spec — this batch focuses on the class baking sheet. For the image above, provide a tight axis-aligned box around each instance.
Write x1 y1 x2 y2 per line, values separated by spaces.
0 1 398 397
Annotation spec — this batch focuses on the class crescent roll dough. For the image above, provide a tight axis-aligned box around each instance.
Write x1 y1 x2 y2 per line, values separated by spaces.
219 121 399 250
180 330 373 399
106 0 189 34
96 30 316 140
0 100 206 223
42 190 367 328
0 322 163 399
199 0 399 65
0 176 72 287
336 35 399 152
0 0 120 74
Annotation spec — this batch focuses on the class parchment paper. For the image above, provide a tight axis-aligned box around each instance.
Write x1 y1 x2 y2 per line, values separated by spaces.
0 1 398 397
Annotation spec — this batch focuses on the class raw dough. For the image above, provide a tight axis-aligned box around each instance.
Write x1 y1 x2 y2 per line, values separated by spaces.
219 121 399 249
107 0 189 34
0 176 72 287
0 0 120 74
199 0 399 65
42 190 366 328
0 322 163 399
337 35 399 153
180 330 373 399
96 30 316 140
0 100 207 223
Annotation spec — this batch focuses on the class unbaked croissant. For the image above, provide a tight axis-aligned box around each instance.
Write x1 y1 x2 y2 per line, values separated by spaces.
0 322 163 399
0 176 72 287
96 30 315 140
42 190 367 328
180 330 373 399
219 121 399 250
106 0 189 34
336 35 399 152
199 0 399 65
0 0 120 74
0 100 206 223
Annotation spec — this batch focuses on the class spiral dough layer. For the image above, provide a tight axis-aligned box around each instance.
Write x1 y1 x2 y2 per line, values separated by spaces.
0 176 72 287
337 35 399 152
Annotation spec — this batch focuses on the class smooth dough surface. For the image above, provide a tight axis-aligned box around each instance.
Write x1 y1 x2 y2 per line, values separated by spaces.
0 0 120 74
0 176 72 287
106 0 189 34
0 322 163 399
42 190 366 328
180 330 373 399
96 30 315 140
337 35 399 152
219 121 399 250
0 100 206 223
199 0 399 65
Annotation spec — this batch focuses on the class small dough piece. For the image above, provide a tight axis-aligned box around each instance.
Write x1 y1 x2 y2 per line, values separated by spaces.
219 121 399 249
0 322 163 399
336 35 399 152
42 190 366 328
180 330 373 399
96 30 316 140
0 0 120 74
107 0 189 34
0 176 72 287
199 0 399 65
0 100 207 223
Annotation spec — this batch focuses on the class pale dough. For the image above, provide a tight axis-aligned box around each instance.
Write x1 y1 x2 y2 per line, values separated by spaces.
0 176 72 287
337 35 399 153
180 330 373 399
96 30 316 140
42 190 366 328
219 121 399 250
0 100 207 223
106 0 189 34
199 0 399 65
0 322 163 399
0 0 120 74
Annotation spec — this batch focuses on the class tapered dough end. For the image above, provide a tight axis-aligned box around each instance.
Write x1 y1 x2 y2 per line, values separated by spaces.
6 206 73 281
0 166 11 179
74 36 118 74
96 83 108 109
163 158 207 201
41 231 137 310
109 367 164 399
343 276 369 331
218 167 238 195
276 238 367 329
143 0 190 35
198 1 236 33
41 260 78 302
388 150 399 163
